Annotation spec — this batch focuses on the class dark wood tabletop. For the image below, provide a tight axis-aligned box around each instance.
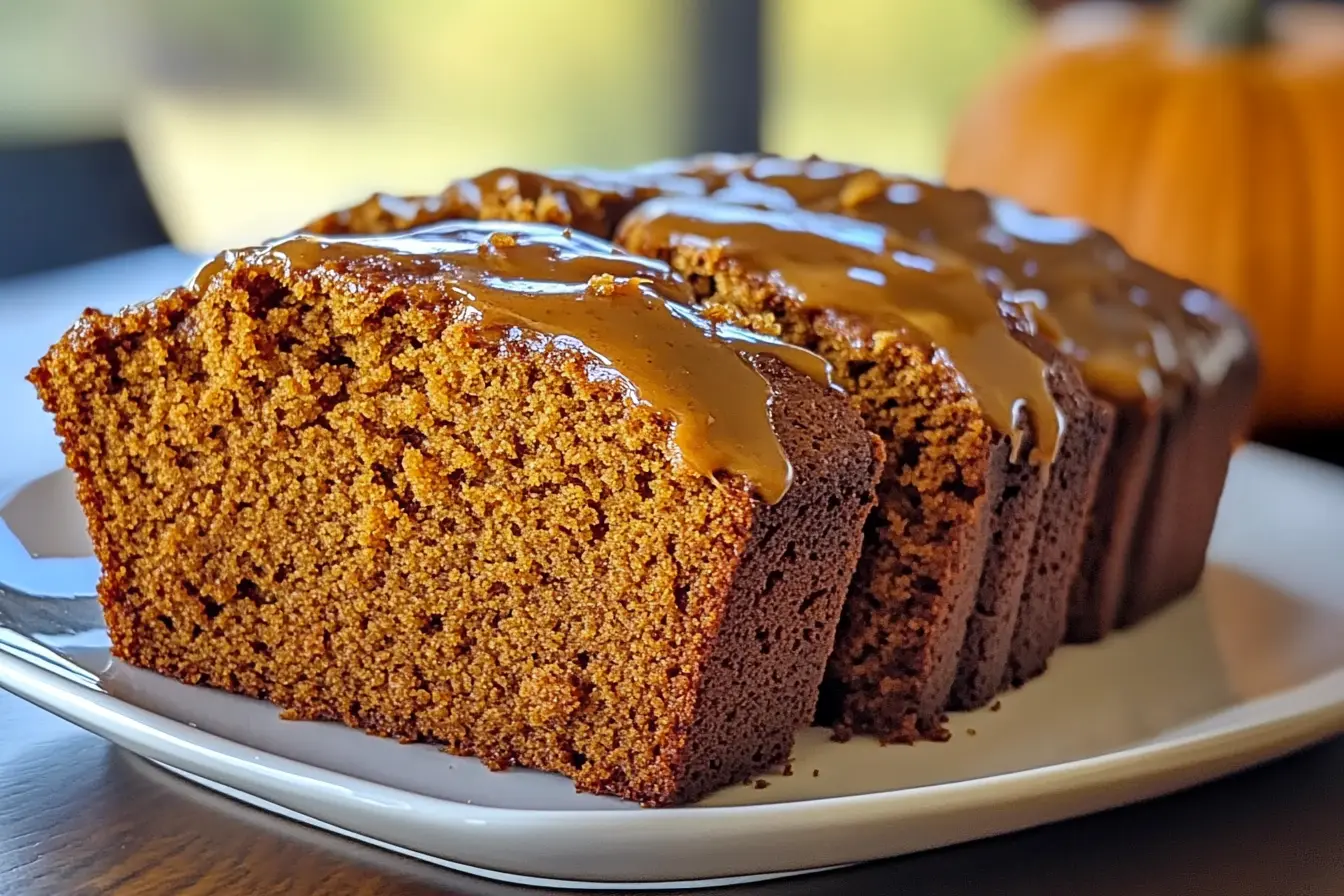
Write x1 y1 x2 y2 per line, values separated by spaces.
1 690 1341 896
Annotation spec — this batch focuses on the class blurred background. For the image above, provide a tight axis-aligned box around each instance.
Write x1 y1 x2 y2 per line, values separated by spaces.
0 0 1033 261
1 0 1341 454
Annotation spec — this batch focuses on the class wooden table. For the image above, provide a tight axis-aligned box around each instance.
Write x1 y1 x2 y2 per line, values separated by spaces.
2 692 1342 895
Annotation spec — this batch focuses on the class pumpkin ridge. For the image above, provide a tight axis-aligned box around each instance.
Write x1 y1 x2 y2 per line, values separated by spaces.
1103 47 1173 244
1251 59 1311 417
1122 56 1204 281
1007 52 1101 208
1024 54 1113 212
1285 65 1344 420
1211 62 1255 327
1065 63 1131 236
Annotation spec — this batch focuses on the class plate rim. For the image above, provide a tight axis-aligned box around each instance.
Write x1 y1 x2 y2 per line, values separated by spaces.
4 624 1343 826
148 761 855 890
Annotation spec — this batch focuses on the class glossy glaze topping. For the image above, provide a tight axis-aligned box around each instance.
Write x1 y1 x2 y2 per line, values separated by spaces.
676 155 1230 402
191 221 836 505
618 196 1064 462
833 177 1174 401
549 164 716 200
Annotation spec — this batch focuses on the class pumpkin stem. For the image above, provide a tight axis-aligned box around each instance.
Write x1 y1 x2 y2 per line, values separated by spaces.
1181 0 1271 48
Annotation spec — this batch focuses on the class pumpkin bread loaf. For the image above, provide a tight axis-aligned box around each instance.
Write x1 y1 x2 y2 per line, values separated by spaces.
53 150 1251 773
309 155 1254 742
665 155 1256 642
313 179 1093 736
377 162 1114 705
616 198 1110 725
816 170 1256 637
30 222 884 806
684 156 1151 644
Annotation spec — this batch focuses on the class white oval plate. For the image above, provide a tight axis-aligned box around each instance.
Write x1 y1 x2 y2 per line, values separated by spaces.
2 445 1344 888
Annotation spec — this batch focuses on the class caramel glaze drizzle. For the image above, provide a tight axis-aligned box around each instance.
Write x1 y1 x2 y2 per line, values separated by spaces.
617 196 1065 465
673 155 1246 405
190 221 836 505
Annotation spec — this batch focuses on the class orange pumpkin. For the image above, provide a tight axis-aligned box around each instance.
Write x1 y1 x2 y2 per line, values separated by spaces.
945 0 1344 426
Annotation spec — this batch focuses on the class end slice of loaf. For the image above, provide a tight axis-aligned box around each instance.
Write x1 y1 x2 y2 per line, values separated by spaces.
30 224 882 806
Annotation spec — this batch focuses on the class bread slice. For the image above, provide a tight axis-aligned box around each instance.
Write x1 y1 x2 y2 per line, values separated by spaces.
818 175 1253 639
602 155 1114 695
30 221 882 806
616 197 1070 740
1118 263 1259 626
695 157 1145 647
